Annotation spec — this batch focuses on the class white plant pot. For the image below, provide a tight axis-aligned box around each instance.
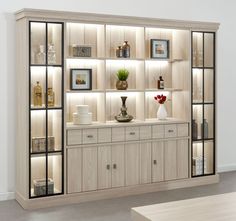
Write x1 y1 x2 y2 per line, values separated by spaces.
157 104 167 120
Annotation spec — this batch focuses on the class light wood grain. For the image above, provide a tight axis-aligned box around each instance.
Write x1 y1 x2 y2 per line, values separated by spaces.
112 144 125 188
67 148 82 193
152 141 164 182
177 139 189 179
125 143 140 186
132 192 236 221
140 142 152 184
82 147 98 191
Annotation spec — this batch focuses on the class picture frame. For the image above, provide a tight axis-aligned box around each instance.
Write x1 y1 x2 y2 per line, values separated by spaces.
150 39 169 59
70 68 92 90
71 45 92 57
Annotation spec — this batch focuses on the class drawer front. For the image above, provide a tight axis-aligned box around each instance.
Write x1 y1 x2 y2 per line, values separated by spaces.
125 127 140 141
67 130 82 146
98 128 112 143
152 125 164 139
112 127 125 142
140 126 152 140
82 129 98 144
165 124 177 138
177 124 189 137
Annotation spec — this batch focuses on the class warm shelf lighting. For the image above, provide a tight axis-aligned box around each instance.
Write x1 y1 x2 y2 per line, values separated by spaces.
145 60 169 67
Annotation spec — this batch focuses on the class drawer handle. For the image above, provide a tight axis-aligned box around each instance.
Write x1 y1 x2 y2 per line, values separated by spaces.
153 160 157 165
113 164 117 169
129 132 136 135
168 130 174 133
87 135 94 138
106 164 110 170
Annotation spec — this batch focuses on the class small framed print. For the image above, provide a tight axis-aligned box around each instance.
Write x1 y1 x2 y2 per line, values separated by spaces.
150 39 169 59
71 45 92 57
70 69 92 90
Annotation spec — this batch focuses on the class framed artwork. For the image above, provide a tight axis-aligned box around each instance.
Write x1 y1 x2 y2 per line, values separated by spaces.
150 39 169 59
70 69 92 90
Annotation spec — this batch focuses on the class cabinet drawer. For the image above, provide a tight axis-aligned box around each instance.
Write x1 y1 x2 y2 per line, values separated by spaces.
112 127 125 142
165 124 177 138
140 126 152 140
125 127 139 141
98 128 111 143
82 129 98 144
67 130 82 146
177 124 189 137
152 125 164 139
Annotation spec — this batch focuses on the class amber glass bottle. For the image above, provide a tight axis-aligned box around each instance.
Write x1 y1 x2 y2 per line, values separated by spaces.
33 81 43 106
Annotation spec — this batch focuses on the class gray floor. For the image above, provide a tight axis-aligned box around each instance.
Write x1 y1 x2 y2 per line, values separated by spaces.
1 171 236 221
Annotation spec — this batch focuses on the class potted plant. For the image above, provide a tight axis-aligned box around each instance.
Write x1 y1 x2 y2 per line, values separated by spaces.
116 68 129 90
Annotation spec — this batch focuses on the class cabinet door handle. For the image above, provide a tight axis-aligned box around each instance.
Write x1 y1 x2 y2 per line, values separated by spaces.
153 160 157 165
106 164 110 170
168 130 174 133
113 164 117 169
129 132 135 135
87 135 93 138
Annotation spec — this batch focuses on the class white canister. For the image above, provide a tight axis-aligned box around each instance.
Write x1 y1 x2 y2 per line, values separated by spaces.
77 112 92 124
76 105 89 114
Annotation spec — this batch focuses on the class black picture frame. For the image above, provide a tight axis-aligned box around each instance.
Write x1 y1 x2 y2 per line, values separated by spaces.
70 68 92 90
150 39 169 59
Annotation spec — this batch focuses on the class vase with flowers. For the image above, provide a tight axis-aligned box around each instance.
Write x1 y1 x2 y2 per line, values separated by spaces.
154 94 167 120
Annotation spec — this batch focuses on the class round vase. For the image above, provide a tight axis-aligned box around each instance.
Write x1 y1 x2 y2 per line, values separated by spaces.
116 80 128 90
157 104 167 120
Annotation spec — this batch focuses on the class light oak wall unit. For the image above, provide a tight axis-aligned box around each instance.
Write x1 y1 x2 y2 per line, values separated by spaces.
15 8 219 209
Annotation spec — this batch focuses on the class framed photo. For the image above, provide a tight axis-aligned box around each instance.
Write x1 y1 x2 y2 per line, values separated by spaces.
150 39 169 59
70 69 92 90
72 45 92 57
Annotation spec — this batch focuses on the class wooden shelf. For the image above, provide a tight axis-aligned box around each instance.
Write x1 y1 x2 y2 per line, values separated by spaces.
66 89 104 93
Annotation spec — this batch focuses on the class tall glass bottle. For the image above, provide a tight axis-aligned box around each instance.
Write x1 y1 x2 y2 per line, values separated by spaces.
47 87 55 107
35 45 46 64
33 81 43 106
201 119 208 139
48 44 56 64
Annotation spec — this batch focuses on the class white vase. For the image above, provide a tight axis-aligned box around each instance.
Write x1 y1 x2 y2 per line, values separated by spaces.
157 104 167 120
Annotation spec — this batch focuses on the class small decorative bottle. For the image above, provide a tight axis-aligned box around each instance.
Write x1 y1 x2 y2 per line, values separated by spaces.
201 119 209 139
47 88 55 107
122 41 130 58
116 46 123 58
33 81 43 106
192 119 198 140
48 44 56 64
157 76 164 89
35 45 46 64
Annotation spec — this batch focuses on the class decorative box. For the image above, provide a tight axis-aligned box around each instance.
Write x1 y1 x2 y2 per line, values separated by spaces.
71 45 91 57
31 136 55 153
33 178 54 196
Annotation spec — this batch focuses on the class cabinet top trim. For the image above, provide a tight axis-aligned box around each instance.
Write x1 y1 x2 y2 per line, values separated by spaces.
15 8 220 31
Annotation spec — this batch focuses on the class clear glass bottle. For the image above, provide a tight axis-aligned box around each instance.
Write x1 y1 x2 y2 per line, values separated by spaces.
47 87 55 107
33 81 43 106
35 45 46 64
192 119 198 140
48 43 56 64
201 118 208 139
122 41 130 58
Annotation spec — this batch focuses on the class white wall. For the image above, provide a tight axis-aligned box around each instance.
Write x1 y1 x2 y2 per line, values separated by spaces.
0 0 235 200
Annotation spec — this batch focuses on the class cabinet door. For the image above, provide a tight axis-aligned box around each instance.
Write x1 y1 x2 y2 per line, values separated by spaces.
112 144 125 188
177 139 189 179
98 146 112 189
125 143 140 186
164 140 177 181
152 141 164 182
67 148 82 193
82 147 97 191
140 142 152 184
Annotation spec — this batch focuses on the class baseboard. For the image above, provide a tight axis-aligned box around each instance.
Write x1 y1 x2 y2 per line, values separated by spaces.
0 192 15 201
218 164 236 173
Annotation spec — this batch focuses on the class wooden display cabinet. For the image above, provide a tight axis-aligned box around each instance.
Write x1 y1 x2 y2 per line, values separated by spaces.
16 9 219 209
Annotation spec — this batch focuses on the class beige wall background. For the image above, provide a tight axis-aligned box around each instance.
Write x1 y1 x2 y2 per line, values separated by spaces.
0 0 234 200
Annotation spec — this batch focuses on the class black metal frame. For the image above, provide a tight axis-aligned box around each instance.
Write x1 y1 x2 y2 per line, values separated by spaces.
29 21 64 198
150 39 169 59
191 31 216 178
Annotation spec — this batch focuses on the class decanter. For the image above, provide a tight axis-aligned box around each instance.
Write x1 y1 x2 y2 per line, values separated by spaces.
35 45 46 64
48 43 56 64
